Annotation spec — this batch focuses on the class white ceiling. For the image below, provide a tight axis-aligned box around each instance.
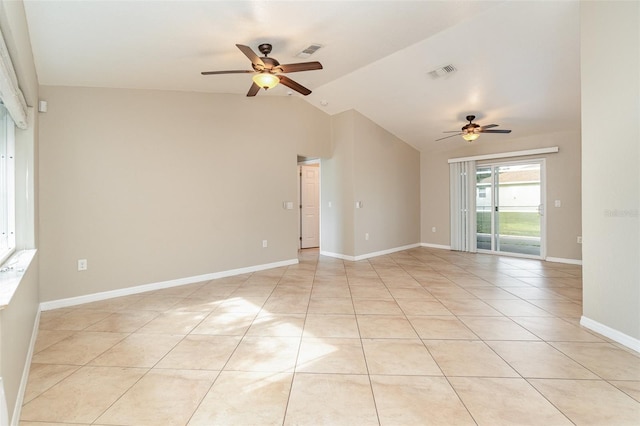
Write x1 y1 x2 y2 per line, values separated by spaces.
23 0 581 152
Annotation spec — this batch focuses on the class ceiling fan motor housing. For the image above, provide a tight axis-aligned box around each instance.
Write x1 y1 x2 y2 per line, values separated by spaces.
462 115 479 133
462 123 480 133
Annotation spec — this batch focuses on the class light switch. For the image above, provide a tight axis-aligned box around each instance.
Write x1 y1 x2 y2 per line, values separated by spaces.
554 200 561 207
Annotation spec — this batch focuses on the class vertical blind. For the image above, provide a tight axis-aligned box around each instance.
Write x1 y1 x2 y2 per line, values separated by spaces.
0 27 28 129
449 160 477 252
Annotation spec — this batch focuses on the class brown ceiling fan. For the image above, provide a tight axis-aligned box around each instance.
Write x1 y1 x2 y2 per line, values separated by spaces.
436 115 512 142
201 43 323 97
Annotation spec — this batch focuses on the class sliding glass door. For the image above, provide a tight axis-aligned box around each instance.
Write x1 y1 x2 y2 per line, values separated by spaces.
476 161 544 257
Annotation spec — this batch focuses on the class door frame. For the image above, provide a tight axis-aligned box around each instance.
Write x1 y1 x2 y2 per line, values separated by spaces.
476 158 547 260
297 159 321 250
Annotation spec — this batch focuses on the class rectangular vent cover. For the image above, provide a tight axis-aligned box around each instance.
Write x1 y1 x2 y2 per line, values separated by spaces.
428 64 457 79
296 44 323 58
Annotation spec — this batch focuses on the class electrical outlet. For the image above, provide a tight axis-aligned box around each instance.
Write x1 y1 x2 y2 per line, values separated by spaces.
577 236 582 244
365 233 369 240
77 259 87 271
432 227 436 233
262 240 268 248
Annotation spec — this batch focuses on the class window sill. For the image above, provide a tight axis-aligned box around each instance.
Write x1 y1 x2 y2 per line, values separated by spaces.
0 249 37 310
0 246 15 266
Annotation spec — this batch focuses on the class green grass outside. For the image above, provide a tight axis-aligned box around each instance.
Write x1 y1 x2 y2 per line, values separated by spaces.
477 212 540 237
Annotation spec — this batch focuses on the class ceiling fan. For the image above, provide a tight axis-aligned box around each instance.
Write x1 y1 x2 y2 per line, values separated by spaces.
201 43 323 97
436 115 512 142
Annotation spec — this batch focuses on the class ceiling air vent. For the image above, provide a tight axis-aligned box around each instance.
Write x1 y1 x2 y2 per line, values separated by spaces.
296 44 323 59
428 64 457 79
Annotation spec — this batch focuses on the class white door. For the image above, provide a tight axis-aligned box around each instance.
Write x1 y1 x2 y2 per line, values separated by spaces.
300 165 319 248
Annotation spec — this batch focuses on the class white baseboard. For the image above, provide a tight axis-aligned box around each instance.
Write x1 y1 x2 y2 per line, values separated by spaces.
580 316 640 353
319 251 356 261
546 257 583 265
321 243 421 262
352 243 421 261
40 258 298 311
418 245 583 266
420 243 451 250
11 309 40 426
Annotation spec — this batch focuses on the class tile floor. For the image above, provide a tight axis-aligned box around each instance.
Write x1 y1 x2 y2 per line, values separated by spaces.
20 248 640 425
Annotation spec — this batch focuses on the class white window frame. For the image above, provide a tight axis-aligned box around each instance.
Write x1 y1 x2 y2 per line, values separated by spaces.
0 103 15 265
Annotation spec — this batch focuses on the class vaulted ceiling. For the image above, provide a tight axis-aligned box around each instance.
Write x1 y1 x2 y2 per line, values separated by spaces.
23 0 581 152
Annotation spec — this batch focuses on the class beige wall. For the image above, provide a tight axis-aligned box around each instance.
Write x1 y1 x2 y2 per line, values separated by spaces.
352 112 420 256
321 110 355 255
38 86 330 302
581 1 639 341
0 0 40 423
40 92 421 300
321 110 421 257
421 130 583 261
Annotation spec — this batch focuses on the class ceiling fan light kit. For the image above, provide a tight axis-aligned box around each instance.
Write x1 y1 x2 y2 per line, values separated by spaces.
436 115 512 142
201 43 323 97
462 132 480 142
252 72 279 90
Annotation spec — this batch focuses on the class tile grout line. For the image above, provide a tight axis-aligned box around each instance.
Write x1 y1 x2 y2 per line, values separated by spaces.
357 256 388 426
91 279 247 425
281 251 320 426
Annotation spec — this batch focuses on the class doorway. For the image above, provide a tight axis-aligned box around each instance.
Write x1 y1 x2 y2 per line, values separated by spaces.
298 162 320 249
476 160 545 258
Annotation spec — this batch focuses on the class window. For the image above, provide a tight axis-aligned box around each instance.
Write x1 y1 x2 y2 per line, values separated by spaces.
0 103 15 264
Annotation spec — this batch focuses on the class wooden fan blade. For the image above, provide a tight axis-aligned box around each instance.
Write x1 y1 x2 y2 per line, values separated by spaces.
278 62 323 73
278 75 312 95
246 82 260 97
201 70 254 75
480 124 499 130
236 44 265 68
442 130 463 133
480 129 512 134
436 133 463 141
